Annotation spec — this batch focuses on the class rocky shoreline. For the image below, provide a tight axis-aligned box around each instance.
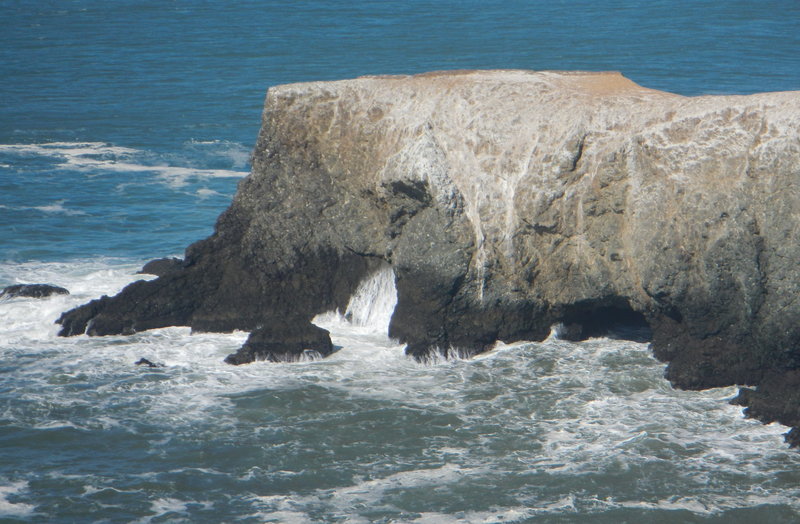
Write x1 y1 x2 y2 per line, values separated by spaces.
57 70 800 445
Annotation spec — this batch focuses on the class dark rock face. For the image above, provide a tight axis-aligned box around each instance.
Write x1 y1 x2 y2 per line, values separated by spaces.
56 70 800 444
137 257 184 277
57 244 373 337
732 371 800 447
2 284 69 299
224 319 334 364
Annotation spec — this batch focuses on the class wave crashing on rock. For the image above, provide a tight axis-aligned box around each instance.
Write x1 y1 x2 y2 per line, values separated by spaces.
56 70 800 444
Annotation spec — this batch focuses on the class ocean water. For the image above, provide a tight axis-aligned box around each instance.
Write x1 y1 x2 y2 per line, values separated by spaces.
2 1 800 522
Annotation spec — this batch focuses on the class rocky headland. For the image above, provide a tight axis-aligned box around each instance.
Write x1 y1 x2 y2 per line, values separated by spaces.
57 70 800 444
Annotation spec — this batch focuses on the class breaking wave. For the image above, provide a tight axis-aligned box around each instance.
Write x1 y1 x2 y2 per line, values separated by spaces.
313 263 398 336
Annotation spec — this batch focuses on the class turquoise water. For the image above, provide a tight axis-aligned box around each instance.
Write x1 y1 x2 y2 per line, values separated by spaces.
2 1 800 522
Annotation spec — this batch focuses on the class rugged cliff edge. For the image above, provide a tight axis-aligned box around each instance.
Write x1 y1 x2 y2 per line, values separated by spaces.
58 70 800 443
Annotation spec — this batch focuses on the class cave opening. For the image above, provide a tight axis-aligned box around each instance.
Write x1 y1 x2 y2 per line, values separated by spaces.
556 297 652 343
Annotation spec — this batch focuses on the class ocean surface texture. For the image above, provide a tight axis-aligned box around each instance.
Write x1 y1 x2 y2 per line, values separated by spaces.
2 1 800 522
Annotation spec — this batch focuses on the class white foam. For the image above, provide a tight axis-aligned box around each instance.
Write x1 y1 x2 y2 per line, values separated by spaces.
313 264 398 338
632 492 800 514
0 141 248 189
409 508 538 524
3 199 87 216
251 464 471 520
63 158 246 187
185 139 251 168
344 264 397 331
3 257 800 519
0 481 35 517
0 262 147 345
31 199 87 216
196 188 224 198
144 498 190 520
0 141 139 157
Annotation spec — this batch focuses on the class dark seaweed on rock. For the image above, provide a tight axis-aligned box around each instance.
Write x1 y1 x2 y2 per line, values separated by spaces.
57 70 800 445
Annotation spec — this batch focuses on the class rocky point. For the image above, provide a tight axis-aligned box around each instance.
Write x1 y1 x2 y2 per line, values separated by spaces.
57 70 800 444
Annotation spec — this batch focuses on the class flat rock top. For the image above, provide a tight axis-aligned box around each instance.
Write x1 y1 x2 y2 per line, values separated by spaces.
280 69 677 97
269 68 798 115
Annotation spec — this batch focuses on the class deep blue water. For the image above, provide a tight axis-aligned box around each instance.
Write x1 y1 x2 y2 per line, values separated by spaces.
2 0 799 261
2 1 800 522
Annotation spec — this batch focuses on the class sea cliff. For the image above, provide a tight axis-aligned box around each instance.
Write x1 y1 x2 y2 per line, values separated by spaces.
58 70 800 443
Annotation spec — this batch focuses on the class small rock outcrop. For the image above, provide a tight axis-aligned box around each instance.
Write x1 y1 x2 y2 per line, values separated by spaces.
137 257 184 277
135 358 162 368
224 319 334 364
56 70 800 443
2 284 69 299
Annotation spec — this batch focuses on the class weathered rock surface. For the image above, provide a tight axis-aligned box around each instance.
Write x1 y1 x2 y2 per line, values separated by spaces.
137 257 184 277
57 70 800 442
2 284 69 299
224 319 334 364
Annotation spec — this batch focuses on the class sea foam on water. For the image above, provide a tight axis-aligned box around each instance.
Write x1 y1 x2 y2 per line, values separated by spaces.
2 1 800 517
1 259 798 520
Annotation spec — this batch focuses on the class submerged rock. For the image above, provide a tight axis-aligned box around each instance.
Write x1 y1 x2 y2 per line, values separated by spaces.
135 358 162 368
56 70 800 443
2 284 69 299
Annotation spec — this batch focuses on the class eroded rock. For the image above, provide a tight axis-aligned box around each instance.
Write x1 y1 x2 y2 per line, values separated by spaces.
56 70 800 442
224 318 334 364
137 257 183 277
